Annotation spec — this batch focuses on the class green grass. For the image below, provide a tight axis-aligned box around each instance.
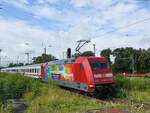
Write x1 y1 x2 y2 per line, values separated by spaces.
115 76 150 103
24 83 104 113
128 90 150 102
115 76 150 90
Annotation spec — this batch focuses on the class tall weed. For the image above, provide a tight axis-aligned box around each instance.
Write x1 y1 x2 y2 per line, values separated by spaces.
115 76 150 98
115 76 150 90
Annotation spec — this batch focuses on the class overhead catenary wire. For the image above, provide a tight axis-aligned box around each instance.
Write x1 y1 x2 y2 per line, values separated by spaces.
95 17 150 38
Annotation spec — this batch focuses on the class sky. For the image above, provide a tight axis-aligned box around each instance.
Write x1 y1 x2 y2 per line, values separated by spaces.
0 0 150 66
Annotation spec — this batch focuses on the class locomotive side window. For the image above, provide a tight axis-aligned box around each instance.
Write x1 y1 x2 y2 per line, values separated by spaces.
80 64 84 70
90 62 110 70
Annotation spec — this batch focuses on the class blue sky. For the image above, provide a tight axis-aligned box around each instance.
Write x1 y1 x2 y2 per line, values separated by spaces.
0 0 150 66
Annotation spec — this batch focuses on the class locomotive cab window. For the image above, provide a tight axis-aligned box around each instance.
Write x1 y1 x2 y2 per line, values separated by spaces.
90 62 110 70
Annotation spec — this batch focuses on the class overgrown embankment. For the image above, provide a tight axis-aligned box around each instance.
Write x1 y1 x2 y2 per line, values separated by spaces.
0 73 106 113
0 73 42 113
115 75 150 102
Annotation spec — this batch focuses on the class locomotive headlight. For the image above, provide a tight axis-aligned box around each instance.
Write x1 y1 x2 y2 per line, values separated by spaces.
105 73 113 77
94 74 102 78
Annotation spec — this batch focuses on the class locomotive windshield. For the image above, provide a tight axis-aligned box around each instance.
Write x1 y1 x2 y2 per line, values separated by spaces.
90 62 110 70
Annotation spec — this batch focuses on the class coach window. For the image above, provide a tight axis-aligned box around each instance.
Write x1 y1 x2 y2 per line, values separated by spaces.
80 64 84 70
32 69 34 73
37 69 39 73
37 69 38 73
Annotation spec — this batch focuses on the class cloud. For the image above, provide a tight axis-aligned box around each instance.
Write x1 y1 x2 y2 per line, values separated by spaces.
0 17 60 64
70 0 115 9
20 0 29 4
38 0 57 4
31 5 61 20
70 0 91 7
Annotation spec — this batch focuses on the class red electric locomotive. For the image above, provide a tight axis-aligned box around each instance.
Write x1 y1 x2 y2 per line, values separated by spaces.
42 57 115 97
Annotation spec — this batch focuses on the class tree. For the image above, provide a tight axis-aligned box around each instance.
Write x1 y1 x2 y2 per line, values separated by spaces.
81 51 94 56
33 53 57 64
72 51 94 58
100 48 112 63
8 63 24 67
99 47 150 74
136 49 150 73
112 47 136 74
72 53 81 58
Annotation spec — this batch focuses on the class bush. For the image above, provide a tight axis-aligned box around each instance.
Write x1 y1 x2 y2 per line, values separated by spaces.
0 73 42 101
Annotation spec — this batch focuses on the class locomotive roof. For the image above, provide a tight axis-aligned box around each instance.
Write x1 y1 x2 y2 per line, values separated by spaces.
47 57 76 65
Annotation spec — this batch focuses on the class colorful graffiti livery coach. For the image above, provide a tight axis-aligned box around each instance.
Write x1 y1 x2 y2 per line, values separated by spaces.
1 57 115 96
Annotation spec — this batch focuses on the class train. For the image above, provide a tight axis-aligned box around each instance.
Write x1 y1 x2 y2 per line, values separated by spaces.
1 57 115 97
